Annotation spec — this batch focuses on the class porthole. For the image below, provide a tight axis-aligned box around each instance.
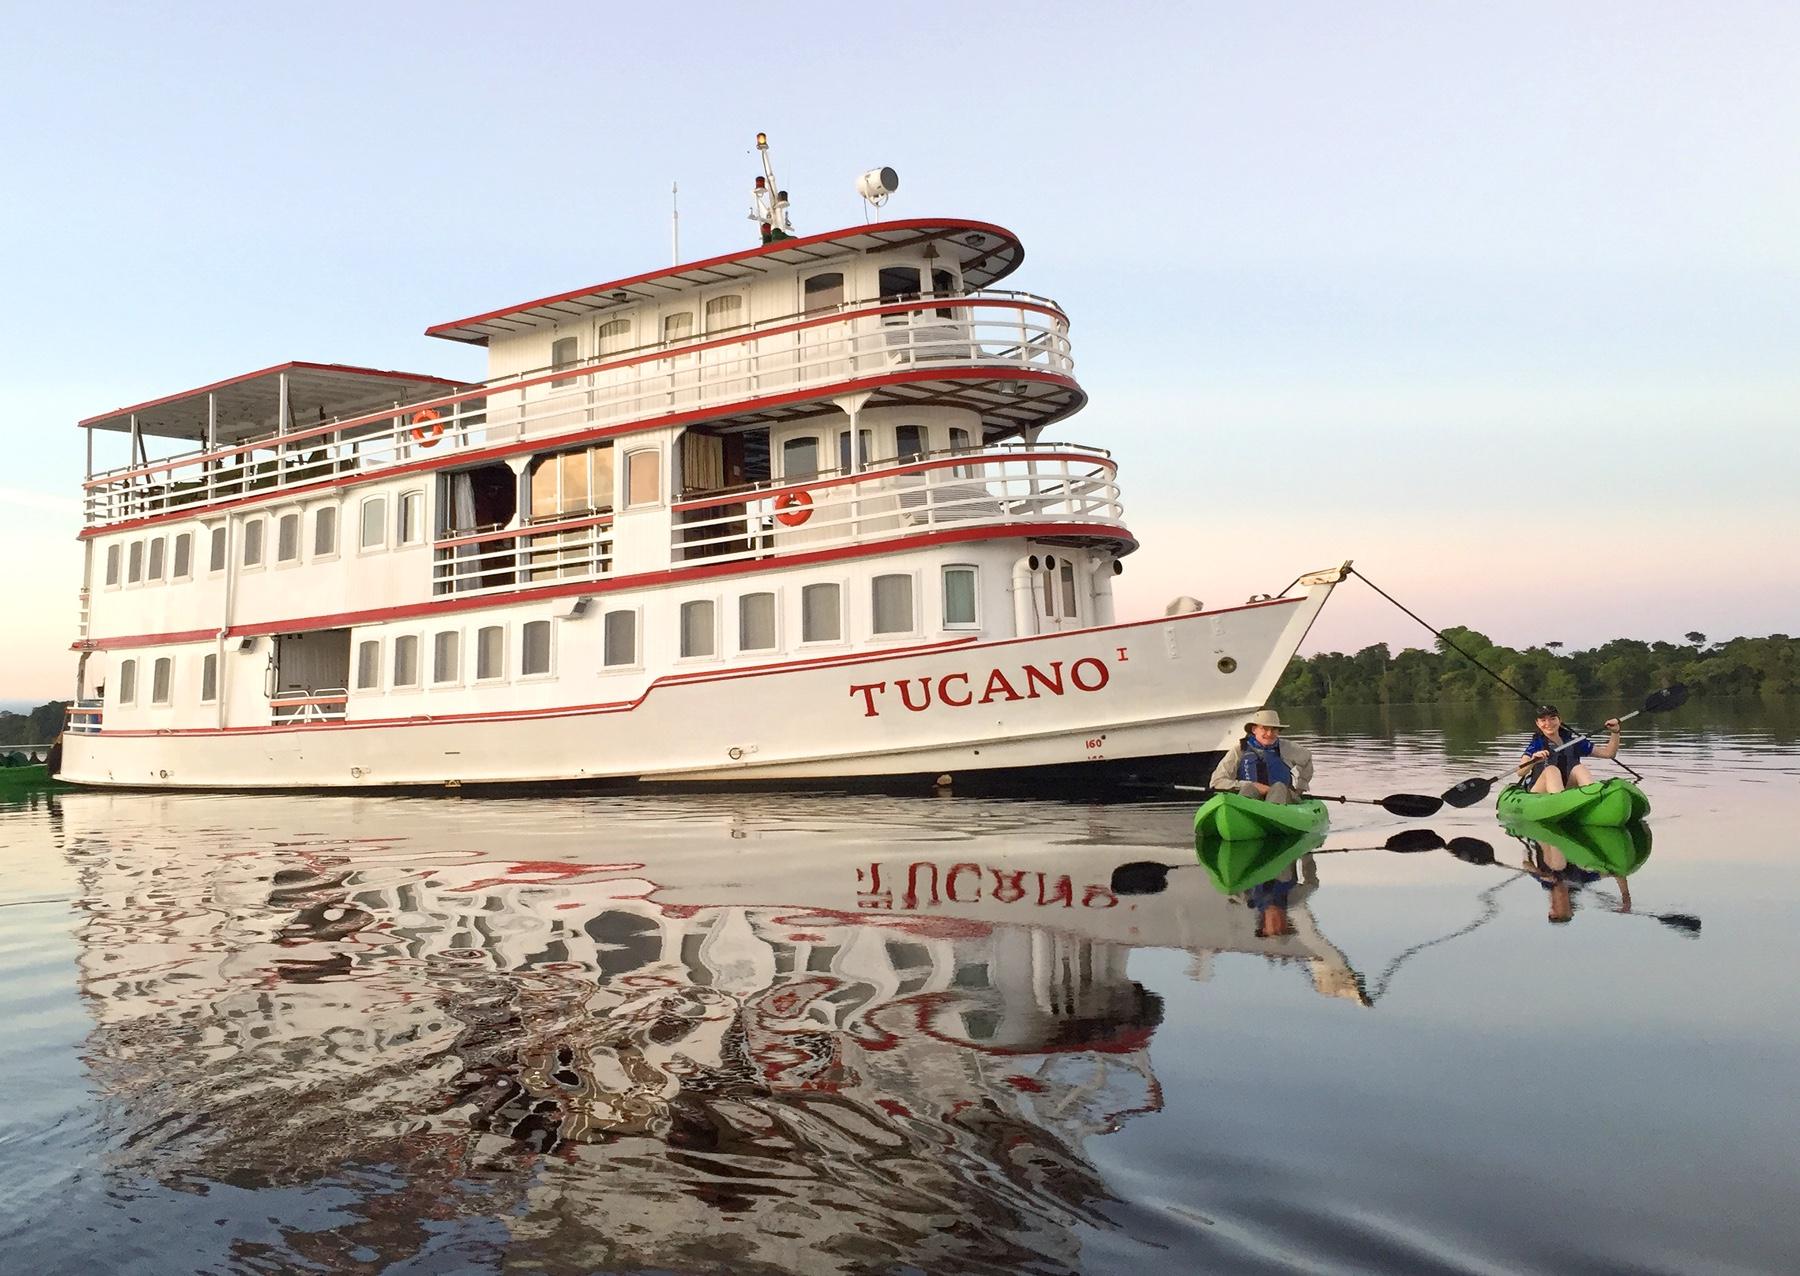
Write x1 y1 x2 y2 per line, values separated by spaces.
1217 656 1238 674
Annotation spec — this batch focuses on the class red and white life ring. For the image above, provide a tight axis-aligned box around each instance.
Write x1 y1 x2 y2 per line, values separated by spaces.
410 408 444 446
773 489 813 526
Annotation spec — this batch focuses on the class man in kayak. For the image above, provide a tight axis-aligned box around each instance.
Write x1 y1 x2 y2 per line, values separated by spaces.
1210 708 1314 804
1518 705 1621 794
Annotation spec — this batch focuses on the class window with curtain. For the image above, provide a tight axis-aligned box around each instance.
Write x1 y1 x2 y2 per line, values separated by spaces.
603 610 637 667
476 626 503 680
393 635 420 687
521 620 551 676
802 583 841 643
703 294 743 332
872 574 914 635
679 601 716 659
355 640 381 690
597 318 632 355
313 507 336 557
663 311 694 343
739 592 776 651
943 566 978 627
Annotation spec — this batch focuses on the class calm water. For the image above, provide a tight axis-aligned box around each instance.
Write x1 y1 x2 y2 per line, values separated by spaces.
2 701 1797 1275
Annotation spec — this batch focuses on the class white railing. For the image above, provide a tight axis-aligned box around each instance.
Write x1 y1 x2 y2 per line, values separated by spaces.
432 513 615 597
67 702 104 735
671 446 1125 567
83 292 1075 526
270 688 349 724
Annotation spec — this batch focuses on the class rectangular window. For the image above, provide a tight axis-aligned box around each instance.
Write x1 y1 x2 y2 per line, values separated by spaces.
433 631 460 684
355 640 381 691
943 566 979 627
739 592 776 651
802 583 841 643
209 525 227 572
782 436 820 481
313 506 337 557
172 532 192 579
603 610 637 667
276 513 300 563
105 544 120 586
521 620 551 676
392 635 420 688
361 497 387 550
1059 562 1078 618
803 272 845 314
879 266 922 302
836 429 873 475
151 657 172 705
200 653 217 703
597 318 632 355
625 449 660 507
146 537 165 582
872 574 914 635
895 424 927 463
948 426 974 477
703 294 743 332
399 492 424 545
242 519 264 567
528 443 615 518
118 659 137 705
679 600 716 659
662 311 694 343
475 626 504 680
127 541 143 584
551 335 578 374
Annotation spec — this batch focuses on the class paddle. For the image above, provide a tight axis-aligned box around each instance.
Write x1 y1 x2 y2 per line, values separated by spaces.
1150 782 1443 819
1440 684 1688 809
1110 827 1457 896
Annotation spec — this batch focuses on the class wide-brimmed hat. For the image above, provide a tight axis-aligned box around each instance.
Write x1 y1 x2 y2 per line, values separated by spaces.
1245 709 1287 731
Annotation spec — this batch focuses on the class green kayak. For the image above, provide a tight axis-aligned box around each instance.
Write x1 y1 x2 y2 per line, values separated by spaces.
1502 815 1653 876
1194 790 1331 842
1196 826 1328 895
1495 777 1650 827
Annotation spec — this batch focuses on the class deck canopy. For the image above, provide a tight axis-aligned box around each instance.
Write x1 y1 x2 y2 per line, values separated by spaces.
426 218 1025 346
78 361 471 445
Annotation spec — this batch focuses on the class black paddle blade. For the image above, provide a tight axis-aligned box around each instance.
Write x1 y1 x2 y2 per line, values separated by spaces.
1384 828 1446 853
1381 793 1443 818
1657 912 1702 935
1645 683 1689 713
1441 777 1494 808
1446 836 1497 865
1111 862 1174 896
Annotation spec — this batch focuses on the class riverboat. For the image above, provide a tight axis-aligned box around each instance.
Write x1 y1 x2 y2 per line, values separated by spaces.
60 139 1344 792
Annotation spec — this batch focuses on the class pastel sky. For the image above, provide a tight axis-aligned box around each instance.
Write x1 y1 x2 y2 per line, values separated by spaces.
3 2 1796 700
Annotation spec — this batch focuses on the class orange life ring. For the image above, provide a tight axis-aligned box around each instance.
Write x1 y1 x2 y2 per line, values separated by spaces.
410 408 444 446
773 489 813 526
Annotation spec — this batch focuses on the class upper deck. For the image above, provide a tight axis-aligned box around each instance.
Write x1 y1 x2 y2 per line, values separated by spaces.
80 221 1080 533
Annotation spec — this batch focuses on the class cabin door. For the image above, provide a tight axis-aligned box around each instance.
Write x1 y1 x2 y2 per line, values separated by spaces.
1037 557 1083 633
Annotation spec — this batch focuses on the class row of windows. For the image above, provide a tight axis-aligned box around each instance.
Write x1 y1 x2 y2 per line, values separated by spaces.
102 492 428 588
115 653 217 707
110 567 982 705
354 567 979 694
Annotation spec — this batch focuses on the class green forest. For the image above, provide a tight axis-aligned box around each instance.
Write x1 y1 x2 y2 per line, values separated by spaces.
1274 631 1799 708
0 702 70 746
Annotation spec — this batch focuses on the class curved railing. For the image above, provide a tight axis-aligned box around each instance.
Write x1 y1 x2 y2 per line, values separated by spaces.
426 444 1125 596
83 291 1077 527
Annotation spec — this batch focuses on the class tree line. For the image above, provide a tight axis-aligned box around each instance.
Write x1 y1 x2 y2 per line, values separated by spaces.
0 702 70 746
1274 631 1799 707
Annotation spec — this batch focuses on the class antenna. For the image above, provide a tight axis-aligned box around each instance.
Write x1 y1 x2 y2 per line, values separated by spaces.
748 132 795 244
671 181 680 264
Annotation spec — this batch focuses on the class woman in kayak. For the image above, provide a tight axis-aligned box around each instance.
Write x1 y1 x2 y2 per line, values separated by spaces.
1210 708 1314 804
1519 704 1621 794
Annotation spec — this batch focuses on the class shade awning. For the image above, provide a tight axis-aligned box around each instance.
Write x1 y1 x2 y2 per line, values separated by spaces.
425 218 1025 346
79 361 473 444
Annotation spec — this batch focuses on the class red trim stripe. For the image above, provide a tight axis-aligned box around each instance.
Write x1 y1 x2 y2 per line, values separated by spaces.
74 519 1139 651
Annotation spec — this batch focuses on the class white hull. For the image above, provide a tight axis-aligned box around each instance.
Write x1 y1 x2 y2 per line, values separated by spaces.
62 582 1332 791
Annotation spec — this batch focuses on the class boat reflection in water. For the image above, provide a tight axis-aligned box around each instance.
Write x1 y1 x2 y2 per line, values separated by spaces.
56 791 1371 1272
1503 817 1657 925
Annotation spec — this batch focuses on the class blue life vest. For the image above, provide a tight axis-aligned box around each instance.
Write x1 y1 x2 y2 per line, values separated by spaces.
1237 734 1294 787
1524 726 1591 782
